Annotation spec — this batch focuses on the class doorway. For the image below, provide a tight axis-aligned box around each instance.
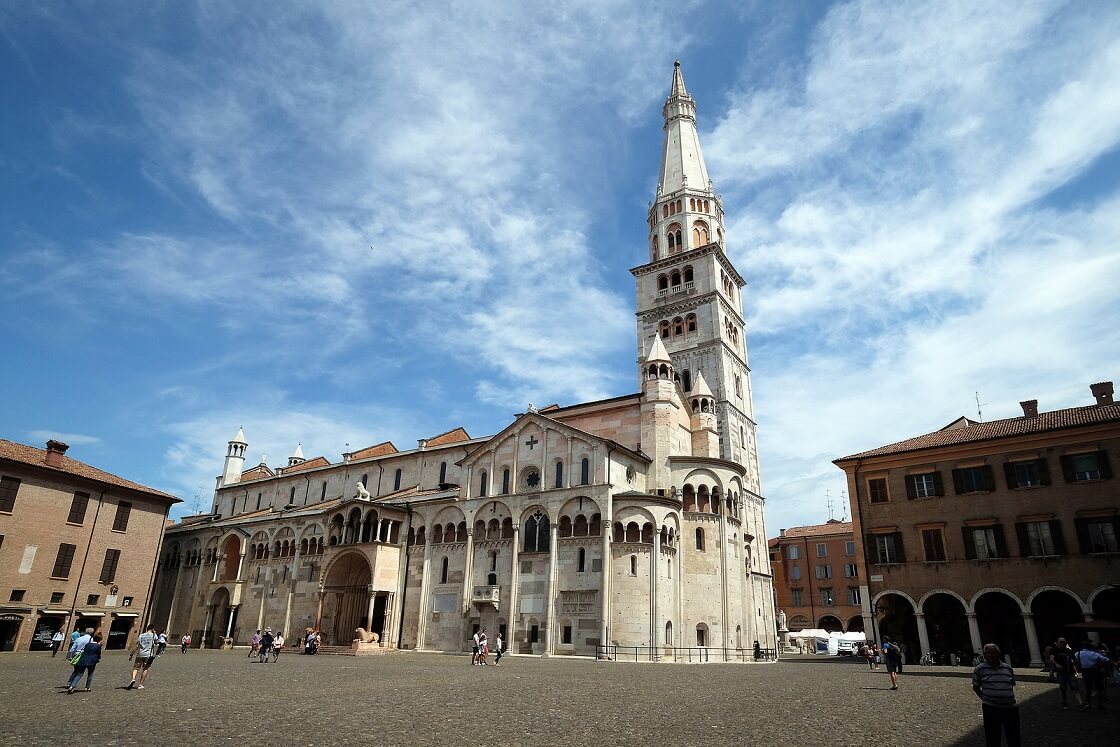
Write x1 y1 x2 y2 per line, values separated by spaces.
0 617 23 651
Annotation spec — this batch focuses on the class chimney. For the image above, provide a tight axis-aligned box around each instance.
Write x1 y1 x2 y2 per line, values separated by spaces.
44 440 69 467
1020 400 1038 418
779 528 787 537
417 438 428 449
1090 381 1114 406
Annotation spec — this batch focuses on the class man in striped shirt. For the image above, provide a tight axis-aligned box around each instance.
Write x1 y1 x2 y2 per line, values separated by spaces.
972 644 1020 747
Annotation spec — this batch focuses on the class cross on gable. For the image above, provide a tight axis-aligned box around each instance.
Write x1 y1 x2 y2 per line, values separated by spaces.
525 435 539 450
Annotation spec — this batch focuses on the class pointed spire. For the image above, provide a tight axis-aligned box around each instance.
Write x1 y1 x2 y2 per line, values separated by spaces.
292 443 305 460
658 61 710 197
670 60 687 97
693 371 713 398
230 426 247 444
645 334 672 364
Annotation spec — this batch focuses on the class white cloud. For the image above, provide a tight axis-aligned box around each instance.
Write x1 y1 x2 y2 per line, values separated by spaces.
26 430 102 447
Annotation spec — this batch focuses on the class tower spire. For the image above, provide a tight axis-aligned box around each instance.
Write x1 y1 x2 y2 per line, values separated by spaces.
658 60 710 197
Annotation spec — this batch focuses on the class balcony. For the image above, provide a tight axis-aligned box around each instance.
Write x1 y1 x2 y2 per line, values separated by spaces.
472 585 500 610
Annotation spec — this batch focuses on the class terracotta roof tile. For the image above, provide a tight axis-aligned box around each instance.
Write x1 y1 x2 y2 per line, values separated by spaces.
775 522 853 540
240 464 274 481
426 427 471 447
349 441 398 459
837 403 1120 461
280 456 330 474
0 439 179 502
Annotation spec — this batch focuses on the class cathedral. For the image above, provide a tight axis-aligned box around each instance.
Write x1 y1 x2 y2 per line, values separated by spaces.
151 62 777 658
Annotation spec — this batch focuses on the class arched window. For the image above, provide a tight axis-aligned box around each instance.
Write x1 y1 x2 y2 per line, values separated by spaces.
662 204 669 218
629 555 637 575
432 525 444 544
319 483 326 501
659 321 671 339
673 317 684 336
657 275 668 291
479 470 488 497
580 458 590 485
675 229 683 249
574 514 588 536
439 462 447 484
686 314 697 333
671 271 681 287
695 527 705 551
502 468 510 494
256 493 262 510
523 511 550 553
651 235 659 258
667 232 676 251
693 220 709 247
554 461 564 488
577 548 586 572
683 266 693 283
590 513 601 536
361 474 368 487
689 198 696 210
559 516 572 537
440 557 449 584
676 199 682 213
393 468 402 491
456 522 467 542
666 621 673 645
668 557 672 578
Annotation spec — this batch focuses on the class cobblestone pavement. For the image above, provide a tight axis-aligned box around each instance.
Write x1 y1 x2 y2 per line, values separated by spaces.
0 651 1114 746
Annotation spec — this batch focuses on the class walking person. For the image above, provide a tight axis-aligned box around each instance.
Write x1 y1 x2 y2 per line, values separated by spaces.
66 632 103 694
249 629 261 658
181 633 191 653
1076 639 1110 710
882 637 903 690
156 630 168 656
1049 638 1083 710
271 631 284 662
479 631 489 665
258 628 274 663
494 633 504 667
127 624 158 690
50 629 65 658
471 630 481 665
972 643 1020 747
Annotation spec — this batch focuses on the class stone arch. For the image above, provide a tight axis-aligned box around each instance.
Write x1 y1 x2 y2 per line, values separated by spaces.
472 500 514 528
818 615 842 632
321 550 373 646
918 588 969 610
1026 585 1087 611
871 589 919 611
1087 584 1118 611
968 587 1027 614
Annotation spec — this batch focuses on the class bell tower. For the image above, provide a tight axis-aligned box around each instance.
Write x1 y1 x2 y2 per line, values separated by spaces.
632 62 761 493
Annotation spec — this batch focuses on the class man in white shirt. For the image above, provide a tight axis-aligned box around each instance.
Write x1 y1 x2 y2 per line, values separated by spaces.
50 629 65 657
127 624 158 689
471 631 481 665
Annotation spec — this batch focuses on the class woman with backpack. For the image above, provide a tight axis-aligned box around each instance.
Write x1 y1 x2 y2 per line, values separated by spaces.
882 636 903 690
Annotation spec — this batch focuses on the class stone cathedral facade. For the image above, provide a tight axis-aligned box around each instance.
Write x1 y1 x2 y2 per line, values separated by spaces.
152 63 777 657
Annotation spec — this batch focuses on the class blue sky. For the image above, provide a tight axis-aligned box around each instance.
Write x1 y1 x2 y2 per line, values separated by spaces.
2 1 1118 531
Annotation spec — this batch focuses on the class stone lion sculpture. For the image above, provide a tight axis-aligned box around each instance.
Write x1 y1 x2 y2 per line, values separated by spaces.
354 627 379 644
355 481 371 500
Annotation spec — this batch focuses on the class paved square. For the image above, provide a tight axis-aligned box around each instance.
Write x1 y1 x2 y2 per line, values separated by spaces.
0 651 1113 745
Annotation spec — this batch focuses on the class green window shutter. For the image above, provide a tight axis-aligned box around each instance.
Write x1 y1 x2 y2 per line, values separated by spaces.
1035 458 1050 486
905 476 917 500
1060 455 1076 483
1014 522 1030 556
951 469 965 495
961 527 977 560
932 471 944 496
1050 520 1067 556
1003 462 1019 489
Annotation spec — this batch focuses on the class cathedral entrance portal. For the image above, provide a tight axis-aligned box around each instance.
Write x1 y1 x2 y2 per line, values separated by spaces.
322 552 373 646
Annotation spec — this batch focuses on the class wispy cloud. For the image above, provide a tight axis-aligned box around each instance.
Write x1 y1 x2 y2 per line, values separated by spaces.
27 430 101 447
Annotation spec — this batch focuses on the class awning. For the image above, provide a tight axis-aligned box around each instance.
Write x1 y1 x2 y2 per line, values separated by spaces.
76 610 105 617
0 604 32 613
112 612 140 618
39 608 71 615
1064 620 1120 631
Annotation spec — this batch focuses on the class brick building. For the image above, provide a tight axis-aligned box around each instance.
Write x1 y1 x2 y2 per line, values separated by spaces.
834 381 1120 666
769 521 863 634
0 439 179 652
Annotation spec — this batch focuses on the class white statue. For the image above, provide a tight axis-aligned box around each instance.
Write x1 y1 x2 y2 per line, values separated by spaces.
355 481 371 500
778 609 787 630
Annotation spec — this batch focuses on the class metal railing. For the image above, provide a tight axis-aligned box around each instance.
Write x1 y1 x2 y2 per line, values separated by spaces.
596 645 778 662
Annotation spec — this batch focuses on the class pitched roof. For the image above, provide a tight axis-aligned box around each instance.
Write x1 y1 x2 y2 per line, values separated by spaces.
774 521 853 540
426 427 471 447
0 439 179 502
280 456 330 474
348 441 398 460
837 403 1120 461
240 464 274 481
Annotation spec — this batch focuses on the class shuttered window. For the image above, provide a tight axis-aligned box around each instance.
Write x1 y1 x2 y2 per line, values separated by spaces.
99 548 121 583
66 492 90 524
112 501 132 531
51 543 77 578
0 476 20 512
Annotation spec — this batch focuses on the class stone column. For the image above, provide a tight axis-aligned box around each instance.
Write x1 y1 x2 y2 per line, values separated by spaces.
314 589 324 632
366 586 378 639
541 427 549 483
225 604 237 637
719 511 731 649
509 525 521 646
651 527 660 653
966 612 982 655
465 465 473 500
382 592 395 646
488 449 496 494
211 555 221 583
201 605 214 649
512 432 521 491
544 522 559 654
566 437 574 488
1022 613 1043 666
599 488 612 651
915 612 931 658
461 529 476 614
236 551 247 581
416 541 433 649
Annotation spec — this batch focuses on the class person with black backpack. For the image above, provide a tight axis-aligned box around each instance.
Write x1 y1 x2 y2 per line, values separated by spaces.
882 636 903 690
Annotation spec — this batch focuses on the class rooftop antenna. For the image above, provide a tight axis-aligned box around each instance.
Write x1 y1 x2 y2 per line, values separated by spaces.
826 488 834 521
974 391 988 423
840 490 849 522
191 487 202 514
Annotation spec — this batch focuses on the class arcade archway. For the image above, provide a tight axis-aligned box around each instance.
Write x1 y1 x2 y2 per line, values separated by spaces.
876 593 920 657
923 592 971 664
975 591 1028 666
1030 589 1082 655
322 552 372 646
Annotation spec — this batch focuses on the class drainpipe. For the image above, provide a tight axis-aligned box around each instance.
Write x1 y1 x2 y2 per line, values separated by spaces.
141 502 172 637
68 489 106 633
804 535 816 631
376 463 384 496
303 476 311 505
852 457 878 645
397 502 412 648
